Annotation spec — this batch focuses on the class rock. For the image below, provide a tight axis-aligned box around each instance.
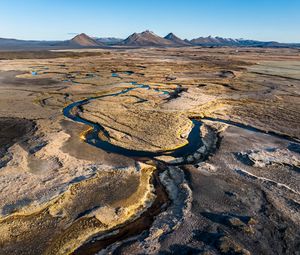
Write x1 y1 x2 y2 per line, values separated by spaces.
197 145 206 154
154 155 176 163
187 155 194 163
193 152 202 160
169 157 184 164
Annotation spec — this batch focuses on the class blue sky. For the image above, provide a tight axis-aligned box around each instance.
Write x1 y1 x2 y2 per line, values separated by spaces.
0 0 299 42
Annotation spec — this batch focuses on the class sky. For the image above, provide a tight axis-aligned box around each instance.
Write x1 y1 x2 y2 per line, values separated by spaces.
0 0 299 43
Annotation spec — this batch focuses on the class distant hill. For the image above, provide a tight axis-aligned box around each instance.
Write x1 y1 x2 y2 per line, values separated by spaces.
189 36 300 47
236 39 290 47
164 33 191 46
0 33 103 49
0 37 61 49
190 36 239 46
69 33 102 47
95 37 123 45
121 30 174 46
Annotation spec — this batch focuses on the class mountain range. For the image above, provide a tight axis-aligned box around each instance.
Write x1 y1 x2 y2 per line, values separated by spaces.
0 31 299 49
121 30 174 46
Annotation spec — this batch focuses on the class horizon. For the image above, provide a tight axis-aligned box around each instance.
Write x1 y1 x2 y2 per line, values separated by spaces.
0 30 294 44
0 0 299 43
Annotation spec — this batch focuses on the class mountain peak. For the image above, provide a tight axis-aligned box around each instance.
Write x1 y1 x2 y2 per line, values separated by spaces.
122 31 174 46
142 30 153 34
165 33 176 39
76 33 88 37
71 33 101 47
164 32 191 46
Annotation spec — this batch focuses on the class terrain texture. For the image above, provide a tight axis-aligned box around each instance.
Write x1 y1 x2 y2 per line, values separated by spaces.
0 46 299 255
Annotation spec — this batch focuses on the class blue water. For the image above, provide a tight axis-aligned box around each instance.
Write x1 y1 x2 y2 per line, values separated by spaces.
124 71 134 75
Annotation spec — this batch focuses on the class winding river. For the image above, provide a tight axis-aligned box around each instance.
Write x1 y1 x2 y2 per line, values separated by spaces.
63 79 299 159
63 81 203 158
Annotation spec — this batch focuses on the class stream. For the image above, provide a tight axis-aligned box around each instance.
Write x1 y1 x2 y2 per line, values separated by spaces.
63 82 203 158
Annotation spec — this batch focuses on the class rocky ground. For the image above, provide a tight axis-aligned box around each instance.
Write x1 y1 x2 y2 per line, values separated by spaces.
0 47 299 254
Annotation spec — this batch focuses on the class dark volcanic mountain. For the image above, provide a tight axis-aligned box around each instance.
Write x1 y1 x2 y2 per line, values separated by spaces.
122 30 174 46
164 33 191 46
70 33 102 47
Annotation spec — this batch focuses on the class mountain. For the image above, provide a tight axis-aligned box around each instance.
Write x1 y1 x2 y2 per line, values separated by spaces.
188 36 300 47
95 37 123 45
121 30 174 46
164 33 191 46
184 39 191 44
190 36 239 46
236 39 286 47
70 33 102 47
0 34 104 49
0 38 61 49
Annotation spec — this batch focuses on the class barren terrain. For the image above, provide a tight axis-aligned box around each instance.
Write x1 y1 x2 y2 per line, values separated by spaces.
0 46 299 254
